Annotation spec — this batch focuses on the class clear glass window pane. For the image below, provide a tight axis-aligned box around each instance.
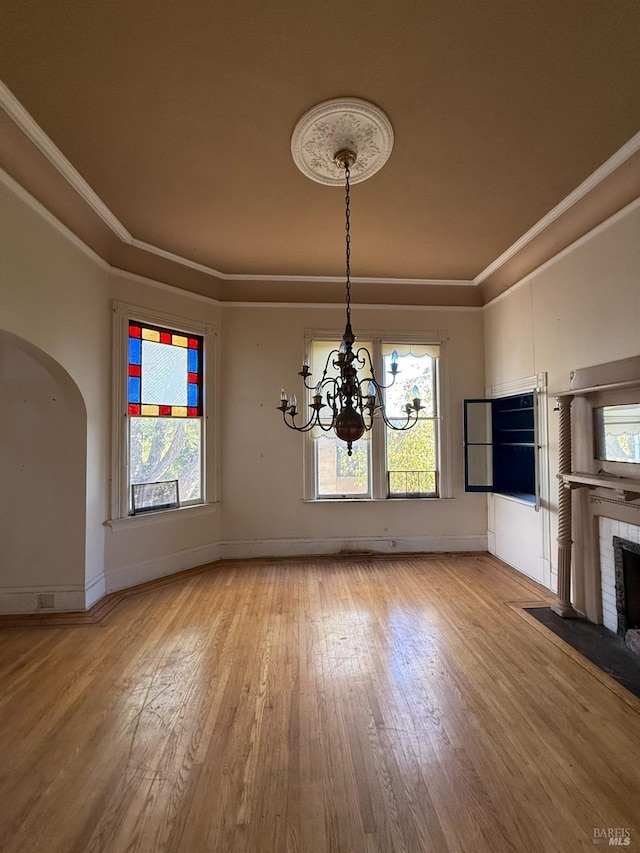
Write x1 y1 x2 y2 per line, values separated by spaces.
381 346 437 418
466 401 492 444
141 340 188 406
387 420 437 496
129 417 202 509
315 434 370 497
466 444 493 487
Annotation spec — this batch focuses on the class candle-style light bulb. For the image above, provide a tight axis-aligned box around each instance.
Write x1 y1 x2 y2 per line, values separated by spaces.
303 355 310 368
288 394 297 408
367 381 376 397
412 385 419 398
315 382 322 396
280 388 287 402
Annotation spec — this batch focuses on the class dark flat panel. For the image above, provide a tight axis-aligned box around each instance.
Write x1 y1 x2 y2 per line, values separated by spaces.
526 607 640 699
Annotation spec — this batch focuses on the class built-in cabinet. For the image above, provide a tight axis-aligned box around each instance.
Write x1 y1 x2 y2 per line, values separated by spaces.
463 392 538 505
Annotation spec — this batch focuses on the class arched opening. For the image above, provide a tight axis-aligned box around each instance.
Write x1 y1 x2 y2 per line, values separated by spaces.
0 330 87 613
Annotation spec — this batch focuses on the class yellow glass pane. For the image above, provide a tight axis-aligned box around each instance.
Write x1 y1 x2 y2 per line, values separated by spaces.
172 335 188 348
141 328 161 342
141 404 159 416
172 406 188 417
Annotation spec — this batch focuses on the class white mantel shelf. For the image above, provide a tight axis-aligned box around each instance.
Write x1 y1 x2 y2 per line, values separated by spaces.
562 472 640 502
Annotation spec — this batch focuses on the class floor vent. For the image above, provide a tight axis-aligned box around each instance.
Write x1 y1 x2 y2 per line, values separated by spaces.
37 593 55 610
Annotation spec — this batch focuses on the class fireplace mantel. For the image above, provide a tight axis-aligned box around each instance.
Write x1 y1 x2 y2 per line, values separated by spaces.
562 472 640 503
551 356 640 622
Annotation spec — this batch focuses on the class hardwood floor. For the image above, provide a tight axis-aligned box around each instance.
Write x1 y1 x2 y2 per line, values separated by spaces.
1 553 639 852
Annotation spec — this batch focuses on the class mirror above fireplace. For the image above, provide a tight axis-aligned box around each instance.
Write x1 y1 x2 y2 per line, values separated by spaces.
595 403 640 465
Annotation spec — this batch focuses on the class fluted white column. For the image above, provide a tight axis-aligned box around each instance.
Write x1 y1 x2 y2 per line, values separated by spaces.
551 394 577 617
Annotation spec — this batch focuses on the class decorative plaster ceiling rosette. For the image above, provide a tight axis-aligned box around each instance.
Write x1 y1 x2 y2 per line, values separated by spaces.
291 98 394 185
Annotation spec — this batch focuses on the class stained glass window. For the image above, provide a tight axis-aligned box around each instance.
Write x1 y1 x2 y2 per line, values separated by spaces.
128 322 203 417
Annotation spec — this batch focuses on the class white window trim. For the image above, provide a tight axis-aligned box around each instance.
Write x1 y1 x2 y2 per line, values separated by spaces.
302 329 451 501
110 300 219 521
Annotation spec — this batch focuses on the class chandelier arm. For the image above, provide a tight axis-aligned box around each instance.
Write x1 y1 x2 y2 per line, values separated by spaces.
352 347 398 391
353 346 372 364
379 409 421 431
368 370 398 391
324 349 341 367
281 410 323 433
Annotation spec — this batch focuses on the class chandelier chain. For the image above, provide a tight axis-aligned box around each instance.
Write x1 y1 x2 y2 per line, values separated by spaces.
279 130 424 454
344 163 351 326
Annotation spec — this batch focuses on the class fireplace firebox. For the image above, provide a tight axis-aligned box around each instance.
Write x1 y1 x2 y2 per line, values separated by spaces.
613 536 640 654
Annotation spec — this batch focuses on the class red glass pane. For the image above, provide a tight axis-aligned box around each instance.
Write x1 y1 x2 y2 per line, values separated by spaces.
159 405 171 416
128 364 141 377
188 338 199 349
188 372 198 383
187 407 198 417
128 403 141 415
160 332 172 344
129 325 141 338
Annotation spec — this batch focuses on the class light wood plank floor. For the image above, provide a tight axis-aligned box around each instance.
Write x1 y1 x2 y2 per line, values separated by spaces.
1 554 639 853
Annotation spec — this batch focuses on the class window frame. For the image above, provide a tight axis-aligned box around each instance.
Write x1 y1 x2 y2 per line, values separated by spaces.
302 330 450 501
111 301 219 521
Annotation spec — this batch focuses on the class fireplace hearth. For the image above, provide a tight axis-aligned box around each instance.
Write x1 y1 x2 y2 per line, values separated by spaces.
613 536 640 655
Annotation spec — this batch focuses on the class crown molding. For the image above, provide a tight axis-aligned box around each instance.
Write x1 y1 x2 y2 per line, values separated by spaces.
0 80 132 242
0 166 112 272
0 81 471 288
129 235 473 285
474 129 640 287
2 79 638 292
220 275 473 286
221 301 481 311
1 166 480 311
482 194 640 310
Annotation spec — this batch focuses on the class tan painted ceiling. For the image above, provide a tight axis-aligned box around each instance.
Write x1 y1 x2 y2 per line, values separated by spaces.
1 0 639 303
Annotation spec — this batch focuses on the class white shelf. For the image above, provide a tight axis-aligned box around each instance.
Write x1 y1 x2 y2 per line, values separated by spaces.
562 471 640 502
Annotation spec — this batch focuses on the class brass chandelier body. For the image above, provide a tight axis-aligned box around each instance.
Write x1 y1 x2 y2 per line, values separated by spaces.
278 149 424 455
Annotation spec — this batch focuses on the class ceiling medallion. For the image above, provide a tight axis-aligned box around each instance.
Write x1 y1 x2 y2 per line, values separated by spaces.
291 97 394 185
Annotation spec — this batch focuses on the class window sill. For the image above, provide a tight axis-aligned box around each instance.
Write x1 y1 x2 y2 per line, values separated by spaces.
105 501 220 532
301 497 452 503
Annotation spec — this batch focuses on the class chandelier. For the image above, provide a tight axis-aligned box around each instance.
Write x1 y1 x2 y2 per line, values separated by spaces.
278 99 424 455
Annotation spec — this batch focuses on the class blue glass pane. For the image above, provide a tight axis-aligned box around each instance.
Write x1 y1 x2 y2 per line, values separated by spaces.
141 340 188 405
128 376 141 403
188 383 198 407
129 337 142 365
188 348 199 373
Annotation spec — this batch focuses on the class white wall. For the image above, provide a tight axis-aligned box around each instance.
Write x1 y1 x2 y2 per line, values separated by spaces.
0 172 225 610
483 201 640 587
0 331 87 611
0 174 110 611
219 304 488 556
0 167 489 613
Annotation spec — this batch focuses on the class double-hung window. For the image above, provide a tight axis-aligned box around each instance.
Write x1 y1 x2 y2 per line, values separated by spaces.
111 302 216 519
306 335 445 500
